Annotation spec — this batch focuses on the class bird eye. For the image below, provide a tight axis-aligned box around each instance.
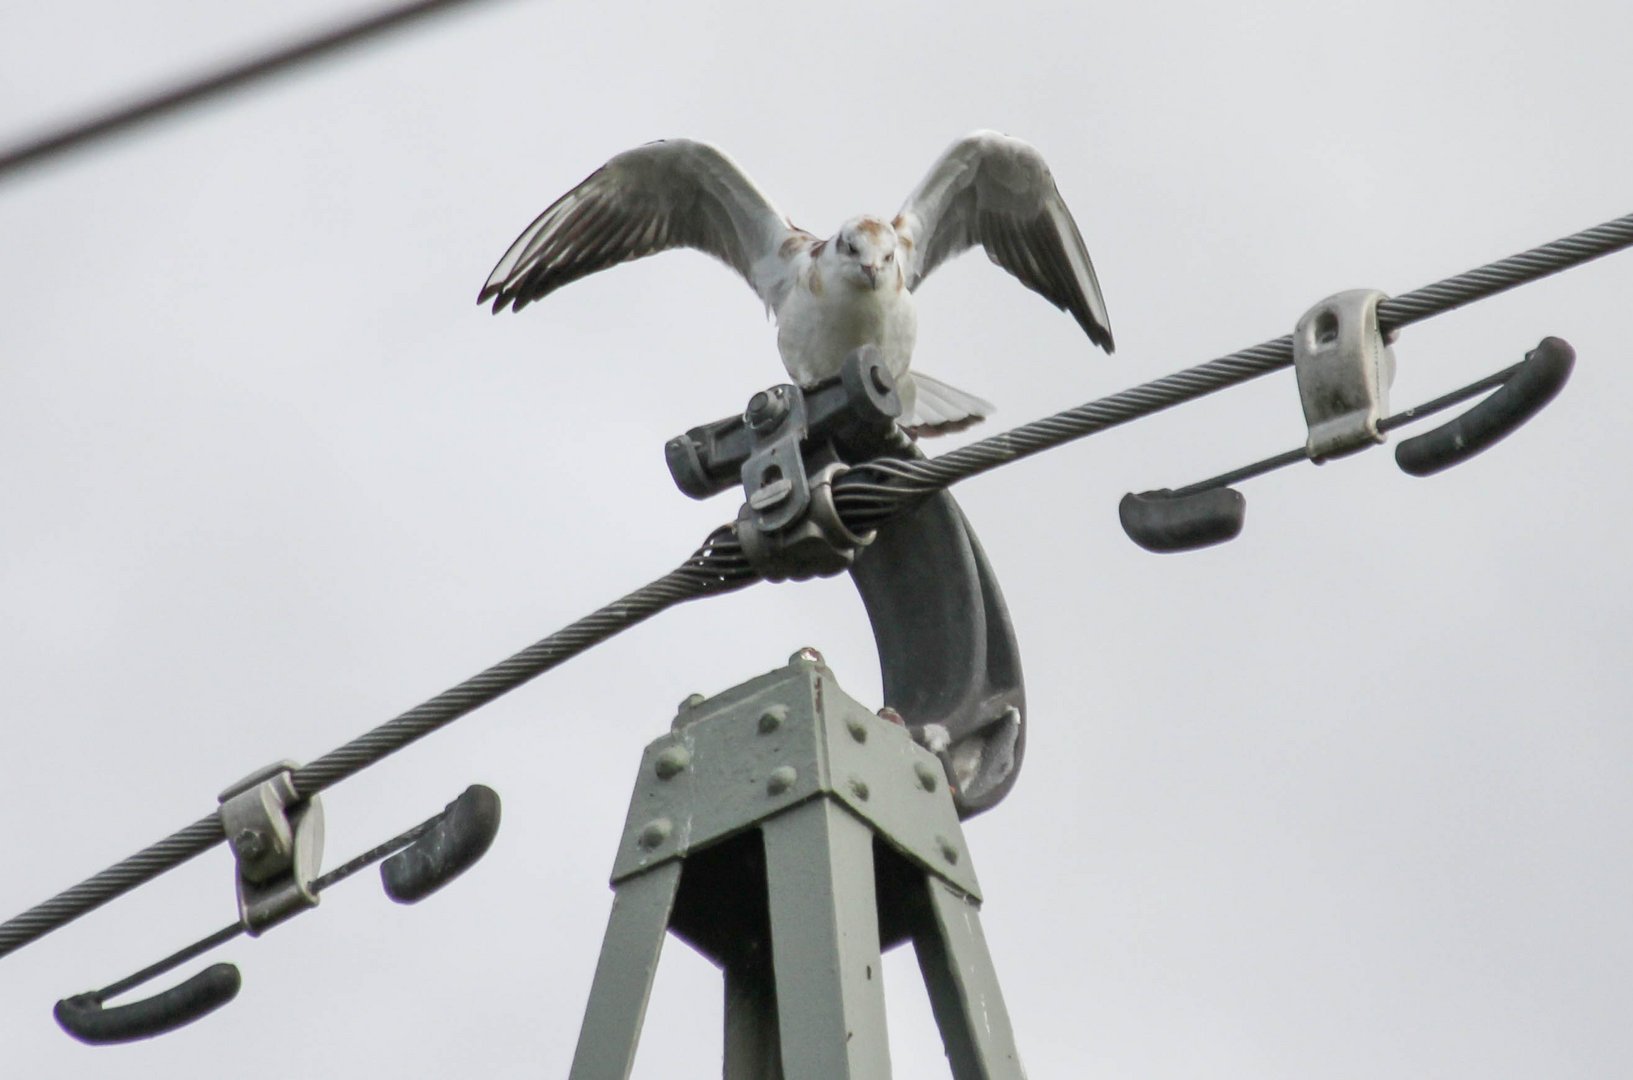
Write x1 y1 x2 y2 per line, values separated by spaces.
837 238 854 256
884 252 894 263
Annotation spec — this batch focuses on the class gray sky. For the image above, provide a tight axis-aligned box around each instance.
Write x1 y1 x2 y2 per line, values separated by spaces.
2 1 1630 1076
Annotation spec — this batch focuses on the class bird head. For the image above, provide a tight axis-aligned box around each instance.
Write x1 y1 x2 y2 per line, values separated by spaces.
831 216 901 291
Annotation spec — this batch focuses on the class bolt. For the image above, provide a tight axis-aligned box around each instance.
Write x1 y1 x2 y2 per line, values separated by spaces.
914 761 940 792
790 646 825 666
233 828 268 862
767 766 798 796
637 818 673 850
654 746 691 779
936 836 960 865
758 705 788 734
746 389 787 430
848 777 870 801
876 706 906 727
673 693 707 729
846 717 869 744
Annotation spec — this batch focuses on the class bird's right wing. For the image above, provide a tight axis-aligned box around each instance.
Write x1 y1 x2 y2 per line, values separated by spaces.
479 140 805 314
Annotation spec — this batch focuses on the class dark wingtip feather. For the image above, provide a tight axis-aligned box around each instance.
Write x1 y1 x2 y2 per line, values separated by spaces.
1065 295 1115 354
1087 317 1115 354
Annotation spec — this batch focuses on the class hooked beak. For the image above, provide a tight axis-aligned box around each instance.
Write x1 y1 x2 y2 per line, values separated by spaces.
860 264 879 287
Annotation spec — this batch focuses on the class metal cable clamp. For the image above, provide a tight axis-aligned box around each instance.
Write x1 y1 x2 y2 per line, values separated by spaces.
690 350 897 582
217 760 324 935
737 460 876 581
1294 289 1397 461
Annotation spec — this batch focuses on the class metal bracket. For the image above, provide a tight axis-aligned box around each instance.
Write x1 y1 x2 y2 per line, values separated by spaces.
1294 289 1396 461
670 347 900 583
740 384 815 534
217 760 323 935
737 461 875 582
665 345 904 502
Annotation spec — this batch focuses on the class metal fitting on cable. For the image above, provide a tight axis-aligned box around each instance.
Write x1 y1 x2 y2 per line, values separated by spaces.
217 760 324 935
1293 289 1397 462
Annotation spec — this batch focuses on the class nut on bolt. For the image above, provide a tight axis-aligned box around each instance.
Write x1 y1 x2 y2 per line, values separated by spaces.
758 705 788 734
654 746 692 779
637 818 673 850
746 388 789 430
232 828 269 862
673 692 707 729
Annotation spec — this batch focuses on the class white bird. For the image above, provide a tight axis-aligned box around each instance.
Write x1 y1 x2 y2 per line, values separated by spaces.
479 131 1114 436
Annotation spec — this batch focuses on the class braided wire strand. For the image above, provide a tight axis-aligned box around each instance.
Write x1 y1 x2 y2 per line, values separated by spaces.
0 528 755 959
0 816 225 958
291 526 754 796
835 211 1633 529
3 211 1630 962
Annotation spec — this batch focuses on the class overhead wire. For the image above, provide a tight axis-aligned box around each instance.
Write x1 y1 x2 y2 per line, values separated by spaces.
0 0 507 181
1 208 1629 962
834 211 1633 527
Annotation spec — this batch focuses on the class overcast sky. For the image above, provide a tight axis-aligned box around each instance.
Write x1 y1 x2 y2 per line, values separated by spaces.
2 1 1630 1077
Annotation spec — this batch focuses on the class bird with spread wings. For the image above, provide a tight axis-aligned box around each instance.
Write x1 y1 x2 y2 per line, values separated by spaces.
480 131 1114 436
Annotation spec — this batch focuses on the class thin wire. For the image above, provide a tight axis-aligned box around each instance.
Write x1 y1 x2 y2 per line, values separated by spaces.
1377 365 1518 434
309 817 436 893
2 210 1630 962
93 923 242 1005
1167 362 1524 497
91 807 444 1002
0 0 506 181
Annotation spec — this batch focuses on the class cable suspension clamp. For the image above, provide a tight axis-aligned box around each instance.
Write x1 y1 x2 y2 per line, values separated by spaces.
666 348 900 582
217 760 323 935
1293 289 1397 462
668 347 1029 814
736 457 874 582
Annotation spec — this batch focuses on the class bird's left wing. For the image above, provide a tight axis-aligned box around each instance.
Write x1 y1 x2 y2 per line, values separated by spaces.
893 131 1114 351
480 139 803 314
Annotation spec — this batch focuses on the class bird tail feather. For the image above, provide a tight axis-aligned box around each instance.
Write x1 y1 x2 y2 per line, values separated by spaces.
904 372 995 438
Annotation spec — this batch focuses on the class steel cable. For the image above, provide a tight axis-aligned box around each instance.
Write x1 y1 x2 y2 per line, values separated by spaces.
3 210 1629 962
0 0 509 181
289 526 755 796
0 527 754 959
834 210 1633 528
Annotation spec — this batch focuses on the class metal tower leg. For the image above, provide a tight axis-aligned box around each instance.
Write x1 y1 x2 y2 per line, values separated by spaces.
567 861 682 1080
913 877 1026 1080
723 946 783 1080
763 798 891 1079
